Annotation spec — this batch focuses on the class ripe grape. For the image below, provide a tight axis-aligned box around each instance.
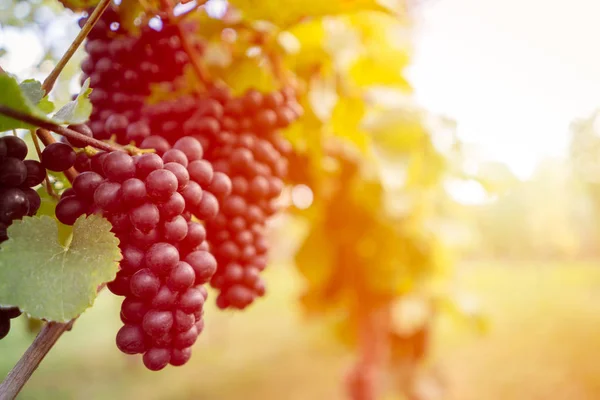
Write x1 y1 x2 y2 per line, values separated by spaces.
41 143 76 172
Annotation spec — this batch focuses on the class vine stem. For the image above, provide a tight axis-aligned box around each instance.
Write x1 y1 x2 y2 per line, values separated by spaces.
41 0 112 93
0 105 119 152
0 321 74 400
159 0 210 86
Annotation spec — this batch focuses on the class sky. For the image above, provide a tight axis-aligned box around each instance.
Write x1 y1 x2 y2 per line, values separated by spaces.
408 0 600 179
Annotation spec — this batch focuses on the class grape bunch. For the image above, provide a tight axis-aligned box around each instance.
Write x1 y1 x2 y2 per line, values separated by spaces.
0 136 45 239
180 88 301 309
79 6 201 143
55 136 231 370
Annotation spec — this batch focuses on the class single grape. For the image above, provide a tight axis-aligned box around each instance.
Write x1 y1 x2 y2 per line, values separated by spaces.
151 285 178 310
94 181 122 211
162 149 188 167
145 242 179 275
145 169 178 202
0 314 10 340
135 153 164 179
116 324 146 354
167 261 196 291
41 143 76 172
157 192 185 220
130 269 161 299
73 171 104 201
187 160 213 187
2 136 28 160
172 310 195 333
185 250 217 284
178 287 205 314
142 310 174 338
143 348 171 371
163 162 189 191
0 158 27 187
140 136 170 156
173 137 203 161
192 192 219 220
102 151 136 182
21 187 41 216
0 187 30 223
120 298 148 324
22 160 46 187
121 178 147 207
129 202 160 233
172 325 199 348
207 172 232 198
170 347 192 366
162 215 188 242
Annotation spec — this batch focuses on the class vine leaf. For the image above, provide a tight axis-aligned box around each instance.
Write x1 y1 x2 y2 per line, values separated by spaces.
57 0 100 12
53 78 93 124
0 214 122 322
0 75 54 131
19 79 55 113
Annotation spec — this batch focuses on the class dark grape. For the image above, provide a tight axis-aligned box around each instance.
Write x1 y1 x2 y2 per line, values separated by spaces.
2 136 28 160
22 160 46 187
0 188 30 223
41 143 76 172
0 158 27 187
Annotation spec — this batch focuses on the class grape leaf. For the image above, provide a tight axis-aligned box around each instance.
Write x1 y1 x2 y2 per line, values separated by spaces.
57 0 100 12
18 79 55 114
19 79 46 105
228 0 399 28
0 215 121 322
52 78 93 125
0 74 53 132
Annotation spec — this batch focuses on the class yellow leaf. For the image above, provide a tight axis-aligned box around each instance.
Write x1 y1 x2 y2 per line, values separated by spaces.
331 96 370 153
349 53 411 89
217 58 277 94
364 108 426 155
118 0 145 35
228 0 401 28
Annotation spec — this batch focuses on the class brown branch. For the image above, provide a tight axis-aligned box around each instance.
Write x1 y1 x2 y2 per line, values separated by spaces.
0 105 119 152
41 0 112 93
160 0 210 86
0 321 74 400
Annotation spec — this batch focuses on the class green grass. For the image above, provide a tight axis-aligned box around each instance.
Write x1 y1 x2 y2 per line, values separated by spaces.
3 260 600 400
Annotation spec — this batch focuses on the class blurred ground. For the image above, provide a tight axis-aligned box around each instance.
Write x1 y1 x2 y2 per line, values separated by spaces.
2 261 600 400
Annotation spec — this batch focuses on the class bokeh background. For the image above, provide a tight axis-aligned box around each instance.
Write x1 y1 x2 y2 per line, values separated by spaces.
4 0 600 399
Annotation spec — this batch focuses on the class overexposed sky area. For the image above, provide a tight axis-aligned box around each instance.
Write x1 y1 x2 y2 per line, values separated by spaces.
409 0 600 179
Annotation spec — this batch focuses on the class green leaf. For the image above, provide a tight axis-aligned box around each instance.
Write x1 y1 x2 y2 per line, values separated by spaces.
18 80 55 114
19 79 45 105
52 78 93 125
0 215 121 322
0 74 52 132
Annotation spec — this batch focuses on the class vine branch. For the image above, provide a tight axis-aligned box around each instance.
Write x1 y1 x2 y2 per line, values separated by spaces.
0 105 119 152
41 0 112 93
160 0 210 86
0 321 74 400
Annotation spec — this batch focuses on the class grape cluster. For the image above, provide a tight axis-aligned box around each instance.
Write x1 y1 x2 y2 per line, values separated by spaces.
80 7 200 143
0 135 47 339
180 88 301 309
0 136 46 240
55 136 231 370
